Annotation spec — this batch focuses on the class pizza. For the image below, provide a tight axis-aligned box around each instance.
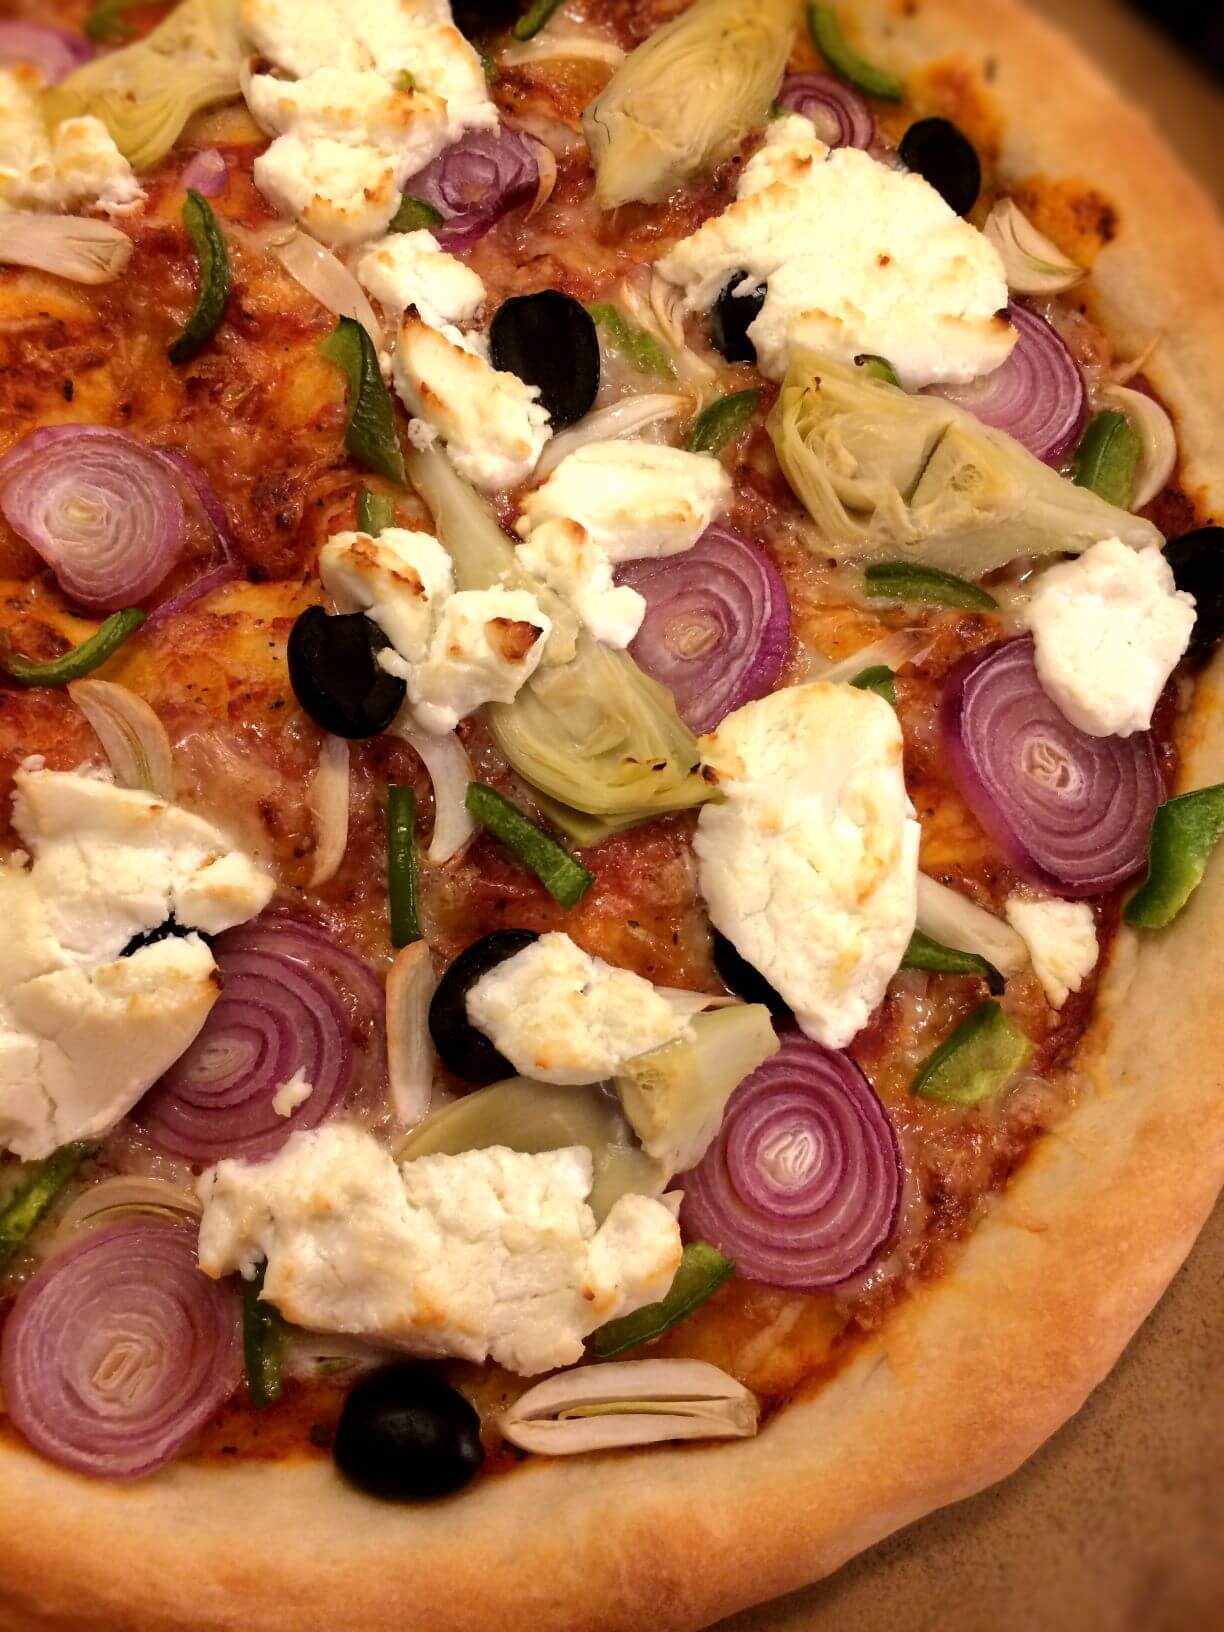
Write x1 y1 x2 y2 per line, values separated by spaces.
0 0 1221 1626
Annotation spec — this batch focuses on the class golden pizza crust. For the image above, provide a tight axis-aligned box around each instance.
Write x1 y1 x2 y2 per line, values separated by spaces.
1 3 1222 1627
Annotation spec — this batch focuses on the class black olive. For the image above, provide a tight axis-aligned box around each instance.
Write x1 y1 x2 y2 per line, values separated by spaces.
287 606 406 740
899 118 981 216
334 1365 484 1502
452 0 518 40
712 931 791 1020
489 291 599 430
122 916 199 958
710 275 765 365
429 929 540 1085
1163 526 1224 665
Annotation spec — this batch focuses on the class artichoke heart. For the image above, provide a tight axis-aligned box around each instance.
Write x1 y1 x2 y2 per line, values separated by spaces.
767 350 1162 576
45 0 243 172
583 0 801 209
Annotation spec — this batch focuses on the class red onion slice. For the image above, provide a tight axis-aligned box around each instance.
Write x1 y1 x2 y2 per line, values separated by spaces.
617 525 790 735
402 124 539 252
0 1220 241 1480
143 448 243 624
926 304 1086 466
776 73 875 150
680 1033 902 1291
0 21 94 84
942 637 1163 896
181 148 228 198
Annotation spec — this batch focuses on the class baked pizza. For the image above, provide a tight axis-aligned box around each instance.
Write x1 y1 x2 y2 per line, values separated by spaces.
0 0 1221 1626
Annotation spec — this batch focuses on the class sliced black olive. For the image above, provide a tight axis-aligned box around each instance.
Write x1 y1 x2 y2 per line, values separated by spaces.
334 1364 484 1502
710 275 765 365
121 916 199 958
429 929 540 1086
287 606 406 740
1163 526 1224 665
489 291 599 429
899 117 981 216
712 930 791 1020
452 0 518 40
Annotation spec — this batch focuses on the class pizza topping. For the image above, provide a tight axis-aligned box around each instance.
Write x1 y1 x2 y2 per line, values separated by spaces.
0 1141 93 1275
585 303 676 381
901 930 1004 995
1072 408 1139 510
984 198 1086 297
321 316 408 484
358 485 398 536
500 1358 758 1454
386 941 437 1129
687 389 761 456
489 291 601 431
0 63 144 215
168 188 232 365
0 608 144 689
915 875 1030 978
0 22 94 84
464 783 595 909
355 227 485 332
389 713 478 863
807 4 902 101
1003 897 1098 1009
617 524 791 734
680 1032 903 1290
67 680 173 800
288 607 408 739
180 144 227 195
335 1363 484 1501
942 636 1163 896
389 191 443 231
1162 527 1224 663
242 1262 285 1410
428 928 540 1085
851 664 896 704
898 116 981 216
386 785 422 946
863 562 999 612
0 210 133 282
320 526 454 670
1098 384 1178 511
588 1241 736 1358
911 1000 1033 1106
776 72 875 148
0 1219 242 1479
50 1173 202 1246
713 929 792 1017
710 275 766 365
399 121 541 252
1123 785 1224 930
515 519 647 650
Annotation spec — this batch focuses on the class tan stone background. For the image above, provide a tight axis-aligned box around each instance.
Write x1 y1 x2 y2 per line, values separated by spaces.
714 4 1224 1627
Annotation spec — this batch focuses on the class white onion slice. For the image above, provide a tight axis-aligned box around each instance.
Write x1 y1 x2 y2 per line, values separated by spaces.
524 138 557 220
984 199 1085 297
272 230 382 347
916 875 1029 978
0 214 133 284
386 941 437 1129
499 33 625 69
1100 384 1178 511
68 680 175 800
534 394 689 479
308 735 350 886
52 1176 202 1250
807 630 931 685
618 275 715 391
391 716 477 864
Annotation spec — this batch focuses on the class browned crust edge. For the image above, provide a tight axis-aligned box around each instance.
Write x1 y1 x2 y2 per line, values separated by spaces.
2 3 1223 1628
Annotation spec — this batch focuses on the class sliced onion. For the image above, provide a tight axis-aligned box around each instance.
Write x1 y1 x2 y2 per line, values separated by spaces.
272 229 382 347
386 941 437 1129
0 1220 241 1480
524 137 557 220
617 525 790 735
181 148 227 197
942 637 1163 896
806 629 930 685
402 124 539 253
0 21 94 83
984 199 1085 297
391 715 477 864
534 394 688 480
1100 384 1177 510
0 213 133 283
927 304 1086 466
68 679 175 799
776 73 874 149
915 874 1029 978
143 448 243 624
499 32 625 70
52 1176 202 1248
308 735 350 886
680 1033 902 1291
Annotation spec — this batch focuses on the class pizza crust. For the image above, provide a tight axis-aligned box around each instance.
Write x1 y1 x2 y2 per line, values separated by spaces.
1 3 1222 1627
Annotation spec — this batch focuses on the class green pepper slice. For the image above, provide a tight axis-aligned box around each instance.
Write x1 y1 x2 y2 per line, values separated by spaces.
168 190 232 365
358 487 397 536
481 53 500 85
0 609 144 689
585 303 675 379
466 782 595 909
321 316 407 485
809 4 903 100
901 930 1004 995
864 562 999 612
1072 410 1138 509
687 389 761 456
390 194 444 233
849 664 896 705
0 1142 94 1274
855 354 901 388
243 1263 285 1410
513 0 565 41
84 0 138 43
387 785 422 948
911 1000 1032 1106
588 1242 735 1358
1123 784 1224 930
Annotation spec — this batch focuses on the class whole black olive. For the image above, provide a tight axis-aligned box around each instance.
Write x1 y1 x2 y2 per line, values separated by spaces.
288 606 406 739
1163 526 1224 665
712 930 791 1019
899 118 981 216
710 274 765 365
334 1365 484 1502
489 291 600 429
429 929 540 1085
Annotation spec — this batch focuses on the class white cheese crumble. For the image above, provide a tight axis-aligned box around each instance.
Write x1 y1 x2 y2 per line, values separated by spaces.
465 931 698 1085
355 228 486 329
1004 896 1098 1010
1024 538 1195 737
655 114 1014 389
695 684 920 1049
0 769 274 1160
0 65 144 216
271 1068 314 1118
253 135 401 250
196 1126 682 1375
320 526 454 663
515 519 646 649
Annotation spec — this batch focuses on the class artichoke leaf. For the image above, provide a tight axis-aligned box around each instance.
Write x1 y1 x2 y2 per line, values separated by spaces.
583 0 801 209
767 350 1162 576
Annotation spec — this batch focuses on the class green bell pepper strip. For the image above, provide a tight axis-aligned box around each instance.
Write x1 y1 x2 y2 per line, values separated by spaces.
864 562 999 612
243 1263 285 1410
513 0 565 41
387 785 422 948
84 0 138 44
911 1000 1032 1106
901 930 1004 996
168 191 232 365
687 390 761 456
809 4 903 100
0 1142 94 1274
585 303 675 380
1123 784 1224 930
481 53 500 85
321 317 407 485
0 609 144 688
588 1243 735 1358
1072 410 1138 510
465 782 596 909
855 354 901 388
357 487 397 536
390 194 443 233
849 664 896 705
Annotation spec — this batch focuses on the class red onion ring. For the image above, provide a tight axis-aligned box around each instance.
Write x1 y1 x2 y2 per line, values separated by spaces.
180 148 228 198
402 124 539 252
776 73 875 150
942 637 1163 896
926 304 1087 466
680 1033 902 1291
0 1220 241 1480
616 525 790 735
143 449 242 625
0 21 94 84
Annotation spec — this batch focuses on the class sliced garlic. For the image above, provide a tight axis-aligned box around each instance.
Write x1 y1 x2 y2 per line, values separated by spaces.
1099 384 1177 511
985 199 1085 298
500 1358 759 1455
